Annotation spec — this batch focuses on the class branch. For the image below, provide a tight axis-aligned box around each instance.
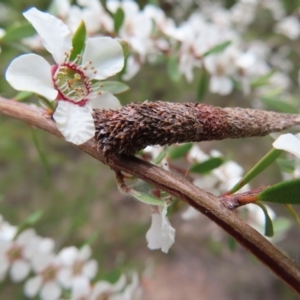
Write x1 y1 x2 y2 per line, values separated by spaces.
1 97 300 295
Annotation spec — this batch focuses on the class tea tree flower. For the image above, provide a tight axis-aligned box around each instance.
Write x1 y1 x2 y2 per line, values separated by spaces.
25 253 62 300
0 229 39 282
146 203 175 253
57 245 98 289
6 7 124 145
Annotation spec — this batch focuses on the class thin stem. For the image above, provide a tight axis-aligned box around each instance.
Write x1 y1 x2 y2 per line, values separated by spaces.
1 96 300 295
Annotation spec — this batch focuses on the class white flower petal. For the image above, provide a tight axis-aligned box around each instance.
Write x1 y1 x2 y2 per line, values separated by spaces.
83 259 98 279
57 268 73 288
24 276 42 297
273 133 300 159
71 277 91 299
40 282 61 300
53 101 95 145
10 260 31 282
78 245 91 260
146 204 175 253
83 37 124 80
6 54 57 100
17 228 36 245
90 92 121 110
160 205 176 253
58 246 78 265
23 7 72 63
146 214 164 250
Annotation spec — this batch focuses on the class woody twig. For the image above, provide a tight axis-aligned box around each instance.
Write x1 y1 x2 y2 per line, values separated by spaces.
1 96 300 295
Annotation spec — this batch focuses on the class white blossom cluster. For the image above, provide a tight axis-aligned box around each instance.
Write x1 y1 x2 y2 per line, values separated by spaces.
0 215 142 300
39 0 300 98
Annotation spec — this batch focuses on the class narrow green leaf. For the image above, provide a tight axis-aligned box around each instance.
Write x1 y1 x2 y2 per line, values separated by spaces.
258 179 300 204
203 40 231 57
16 210 44 236
255 202 274 237
168 143 193 159
284 204 300 228
100 0 114 17
2 22 36 42
14 91 33 101
261 97 298 114
118 39 130 58
197 69 209 101
30 127 51 177
114 7 125 34
250 71 276 88
130 190 164 206
70 21 86 62
228 149 283 194
83 231 99 247
153 149 167 165
36 95 55 111
190 157 224 174
167 55 181 82
276 158 295 174
99 81 129 94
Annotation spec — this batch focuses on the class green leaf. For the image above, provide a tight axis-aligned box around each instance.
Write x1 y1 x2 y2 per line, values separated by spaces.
14 91 33 101
130 190 164 206
153 149 167 165
168 143 193 159
118 39 130 58
100 0 114 17
276 158 295 174
16 210 44 236
261 97 298 114
255 202 274 237
258 179 300 204
69 21 86 62
36 95 55 111
285 204 300 228
250 71 276 88
228 149 283 194
114 7 125 34
197 69 209 101
167 55 181 82
203 40 231 57
190 157 224 174
99 81 129 94
83 231 99 247
2 22 36 42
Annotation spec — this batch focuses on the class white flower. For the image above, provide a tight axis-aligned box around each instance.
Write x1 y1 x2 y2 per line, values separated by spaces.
204 47 238 95
272 133 300 159
118 272 142 300
0 229 39 282
6 7 124 145
90 274 126 300
275 16 300 40
107 0 152 60
57 245 98 289
24 253 62 300
146 203 175 253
